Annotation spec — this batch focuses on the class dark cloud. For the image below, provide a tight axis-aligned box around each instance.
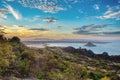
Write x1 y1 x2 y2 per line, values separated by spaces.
43 17 57 23
73 24 108 35
57 26 62 29
102 31 120 35
18 25 24 27
73 24 120 35
73 24 106 31
30 28 49 31
73 30 90 34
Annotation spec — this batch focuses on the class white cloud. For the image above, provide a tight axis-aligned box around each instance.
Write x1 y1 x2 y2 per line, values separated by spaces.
73 0 78 3
43 17 57 23
24 15 41 22
6 0 14 2
0 9 8 14
78 9 84 14
0 14 7 19
18 0 66 13
6 0 94 13
104 10 112 15
118 0 120 3
97 5 120 20
5 4 22 20
104 7 112 15
0 9 8 19
116 17 120 20
93 4 99 10
32 16 41 22
73 24 107 35
102 11 120 19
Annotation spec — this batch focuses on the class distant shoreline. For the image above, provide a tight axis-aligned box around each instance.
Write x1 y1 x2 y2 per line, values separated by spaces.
22 40 120 55
22 40 109 44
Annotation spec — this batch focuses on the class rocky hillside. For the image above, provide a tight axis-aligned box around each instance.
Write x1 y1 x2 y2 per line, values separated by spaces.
0 36 120 80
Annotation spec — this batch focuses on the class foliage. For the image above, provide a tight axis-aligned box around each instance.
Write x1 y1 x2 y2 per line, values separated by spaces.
0 36 120 80
0 43 16 67
101 76 111 80
89 72 103 80
19 59 30 77
37 71 45 79
9 36 21 43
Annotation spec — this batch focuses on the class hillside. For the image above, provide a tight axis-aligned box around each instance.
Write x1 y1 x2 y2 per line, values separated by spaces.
0 36 120 80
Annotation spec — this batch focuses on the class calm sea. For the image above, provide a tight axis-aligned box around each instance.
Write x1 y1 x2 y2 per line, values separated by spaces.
24 40 120 55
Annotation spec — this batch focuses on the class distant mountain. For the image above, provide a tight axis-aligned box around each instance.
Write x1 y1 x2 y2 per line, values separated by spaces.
85 42 96 47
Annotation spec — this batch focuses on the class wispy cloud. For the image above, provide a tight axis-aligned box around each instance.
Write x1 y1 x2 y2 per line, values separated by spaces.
78 9 84 14
97 5 120 20
93 4 99 10
0 9 8 14
118 0 120 3
30 28 49 31
43 17 57 23
24 15 41 22
102 31 120 35
73 24 120 36
0 14 7 19
73 24 107 35
97 11 120 20
0 25 7 34
73 24 106 31
3 0 97 14
15 0 94 13
6 0 14 2
56 26 62 29
0 9 8 19
5 4 22 20
0 25 50 37
17 0 66 13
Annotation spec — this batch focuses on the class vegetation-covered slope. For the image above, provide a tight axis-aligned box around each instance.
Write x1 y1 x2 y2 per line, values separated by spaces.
0 36 120 80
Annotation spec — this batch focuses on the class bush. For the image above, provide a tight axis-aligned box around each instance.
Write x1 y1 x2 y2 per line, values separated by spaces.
89 72 103 80
37 71 45 79
19 59 30 77
101 76 111 80
48 70 63 80
9 36 20 43
0 44 16 67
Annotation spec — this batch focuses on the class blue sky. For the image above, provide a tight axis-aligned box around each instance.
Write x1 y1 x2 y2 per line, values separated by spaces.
0 0 120 39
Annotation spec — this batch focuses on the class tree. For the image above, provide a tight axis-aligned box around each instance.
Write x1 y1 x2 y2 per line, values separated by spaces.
10 36 21 43
0 27 7 42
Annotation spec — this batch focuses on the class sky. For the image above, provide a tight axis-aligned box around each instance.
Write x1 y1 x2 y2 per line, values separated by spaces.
0 0 120 39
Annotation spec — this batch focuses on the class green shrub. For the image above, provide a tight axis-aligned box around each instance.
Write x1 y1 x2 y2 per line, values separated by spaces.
19 59 30 77
37 71 45 79
89 72 103 80
48 70 63 80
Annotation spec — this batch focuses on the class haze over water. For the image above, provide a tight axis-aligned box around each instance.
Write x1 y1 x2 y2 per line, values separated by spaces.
23 39 120 55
